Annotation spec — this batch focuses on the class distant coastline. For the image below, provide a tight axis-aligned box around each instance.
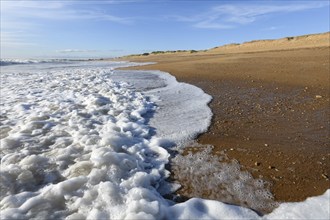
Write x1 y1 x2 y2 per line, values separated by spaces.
119 32 329 58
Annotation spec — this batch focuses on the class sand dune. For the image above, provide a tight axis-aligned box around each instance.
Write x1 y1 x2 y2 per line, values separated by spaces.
122 32 329 58
207 32 329 54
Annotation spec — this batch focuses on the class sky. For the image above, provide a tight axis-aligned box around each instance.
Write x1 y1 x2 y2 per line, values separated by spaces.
1 0 329 58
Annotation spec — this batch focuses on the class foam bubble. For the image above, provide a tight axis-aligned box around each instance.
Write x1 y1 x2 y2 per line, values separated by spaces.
171 145 279 214
1 62 171 219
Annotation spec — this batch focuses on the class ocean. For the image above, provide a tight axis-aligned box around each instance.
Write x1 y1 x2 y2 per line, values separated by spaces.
0 60 329 219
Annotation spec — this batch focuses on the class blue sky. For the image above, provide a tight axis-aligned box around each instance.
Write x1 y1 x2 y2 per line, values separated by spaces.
1 0 329 58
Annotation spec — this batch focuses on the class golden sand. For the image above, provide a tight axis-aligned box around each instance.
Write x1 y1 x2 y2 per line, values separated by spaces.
117 32 330 211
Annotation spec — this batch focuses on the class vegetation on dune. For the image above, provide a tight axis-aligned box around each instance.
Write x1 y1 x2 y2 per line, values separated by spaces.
144 49 202 56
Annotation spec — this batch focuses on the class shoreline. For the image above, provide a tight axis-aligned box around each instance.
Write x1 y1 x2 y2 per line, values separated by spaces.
117 38 330 208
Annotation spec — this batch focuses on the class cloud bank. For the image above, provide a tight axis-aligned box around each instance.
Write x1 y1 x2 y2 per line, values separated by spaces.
171 2 329 29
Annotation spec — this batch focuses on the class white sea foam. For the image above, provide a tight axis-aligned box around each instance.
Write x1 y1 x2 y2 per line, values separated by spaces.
146 71 213 145
0 59 46 66
168 190 330 219
171 145 279 214
0 61 329 219
112 70 213 145
0 63 172 219
0 58 69 66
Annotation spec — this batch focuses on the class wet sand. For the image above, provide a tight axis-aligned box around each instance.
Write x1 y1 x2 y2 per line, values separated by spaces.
118 33 330 209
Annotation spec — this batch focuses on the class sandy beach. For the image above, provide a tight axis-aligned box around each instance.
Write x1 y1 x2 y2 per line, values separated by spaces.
3 1 330 218
118 32 330 210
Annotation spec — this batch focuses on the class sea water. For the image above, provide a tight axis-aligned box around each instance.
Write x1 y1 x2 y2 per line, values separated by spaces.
0 60 329 219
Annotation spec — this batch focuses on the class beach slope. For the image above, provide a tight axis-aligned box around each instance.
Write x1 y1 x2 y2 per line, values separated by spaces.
119 32 330 204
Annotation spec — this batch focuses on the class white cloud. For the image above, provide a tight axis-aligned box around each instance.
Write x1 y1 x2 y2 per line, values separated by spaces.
171 2 329 29
0 1 133 51
56 49 125 54
212 3 329 24
194 21 234 30
56 49 98 53
1 1 65 10
263 26 282 31
1 1 132 23
0 31 37 48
